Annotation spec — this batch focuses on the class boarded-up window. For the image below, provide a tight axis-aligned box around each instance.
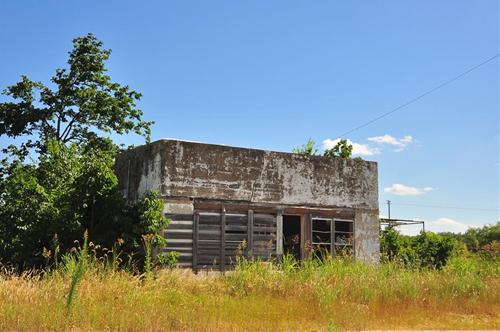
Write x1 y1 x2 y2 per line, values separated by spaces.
162 214 194 268
165 208 277 271
251 213 276 259
197 212 222 268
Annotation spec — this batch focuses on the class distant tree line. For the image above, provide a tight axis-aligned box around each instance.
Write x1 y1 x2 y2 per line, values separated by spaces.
439 222 499 258
380 222 499 268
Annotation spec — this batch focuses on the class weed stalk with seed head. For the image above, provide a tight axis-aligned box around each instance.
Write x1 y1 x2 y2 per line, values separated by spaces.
66 230 88 314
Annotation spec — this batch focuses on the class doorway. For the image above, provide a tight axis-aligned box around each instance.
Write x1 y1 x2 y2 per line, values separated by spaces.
282 215 301 260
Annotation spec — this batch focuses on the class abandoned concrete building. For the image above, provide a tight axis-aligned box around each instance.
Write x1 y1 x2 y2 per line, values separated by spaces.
115 139 379 270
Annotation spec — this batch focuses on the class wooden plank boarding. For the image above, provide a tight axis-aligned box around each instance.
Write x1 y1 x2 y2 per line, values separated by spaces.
190 205 347 271
163 212 194 268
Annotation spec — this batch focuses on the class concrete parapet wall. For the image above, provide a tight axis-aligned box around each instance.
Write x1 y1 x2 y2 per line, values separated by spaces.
115 139 378 210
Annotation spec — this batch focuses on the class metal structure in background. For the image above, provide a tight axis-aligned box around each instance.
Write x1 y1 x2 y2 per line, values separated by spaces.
380 218 425 233
380 200 425 233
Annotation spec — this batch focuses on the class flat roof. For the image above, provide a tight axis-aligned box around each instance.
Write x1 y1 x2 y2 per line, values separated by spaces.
154 138 376 164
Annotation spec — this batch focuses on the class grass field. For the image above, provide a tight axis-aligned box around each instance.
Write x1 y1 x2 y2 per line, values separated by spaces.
0 255 498 331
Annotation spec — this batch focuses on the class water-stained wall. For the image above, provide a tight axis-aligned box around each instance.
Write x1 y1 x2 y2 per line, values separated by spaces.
115 139 378 209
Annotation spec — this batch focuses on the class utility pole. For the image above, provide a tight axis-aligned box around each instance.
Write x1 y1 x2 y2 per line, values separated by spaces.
387 200 391 219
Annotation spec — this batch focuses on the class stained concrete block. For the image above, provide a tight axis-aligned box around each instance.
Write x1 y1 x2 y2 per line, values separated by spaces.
354 209 380 264
164 202 194 215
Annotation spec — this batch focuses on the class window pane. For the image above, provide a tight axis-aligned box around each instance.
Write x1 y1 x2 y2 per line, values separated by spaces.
312 231 331 243
312 219 331 232
335 220 353 233
334 233 353 245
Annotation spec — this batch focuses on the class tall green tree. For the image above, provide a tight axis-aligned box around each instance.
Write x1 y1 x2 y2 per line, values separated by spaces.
0 34 167 269
0 33 152 163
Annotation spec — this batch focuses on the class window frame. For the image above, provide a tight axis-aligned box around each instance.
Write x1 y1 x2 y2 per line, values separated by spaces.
310 217 354 257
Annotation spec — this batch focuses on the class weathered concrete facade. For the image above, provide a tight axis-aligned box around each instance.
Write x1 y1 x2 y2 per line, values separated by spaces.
115 139 379 267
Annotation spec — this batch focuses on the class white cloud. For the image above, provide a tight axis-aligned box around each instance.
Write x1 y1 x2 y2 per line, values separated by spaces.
322 138 380 156
398 223 426 236
428 217 471 234
384 183 434 196
394 218 488 235
368 134 414 151
392 217 473 236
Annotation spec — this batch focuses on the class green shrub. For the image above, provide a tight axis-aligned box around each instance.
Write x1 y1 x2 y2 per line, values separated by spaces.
381 227 461 269
0 141 168 271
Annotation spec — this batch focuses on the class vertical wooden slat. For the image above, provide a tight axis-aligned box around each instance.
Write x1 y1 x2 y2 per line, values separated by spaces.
247 209 254 257
303 214 311 260
276 210 283 256
193 212 199 273
331 217 335 256
220 206 226 271
353 213 357 260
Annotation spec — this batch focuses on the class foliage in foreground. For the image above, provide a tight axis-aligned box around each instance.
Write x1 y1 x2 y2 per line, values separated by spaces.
0 254 498 331
0 140 168 268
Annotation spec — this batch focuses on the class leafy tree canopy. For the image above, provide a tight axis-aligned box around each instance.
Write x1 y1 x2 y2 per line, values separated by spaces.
380 227 462 268
0 34 165 270
0 33 152 163
0 139 168 268
439 222 500 253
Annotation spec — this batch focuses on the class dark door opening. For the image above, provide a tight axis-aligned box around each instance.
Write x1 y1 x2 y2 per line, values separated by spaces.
283 215 301 260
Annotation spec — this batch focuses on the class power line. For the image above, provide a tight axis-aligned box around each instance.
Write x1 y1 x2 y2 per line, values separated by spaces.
334 53 500 140
389 202 499 212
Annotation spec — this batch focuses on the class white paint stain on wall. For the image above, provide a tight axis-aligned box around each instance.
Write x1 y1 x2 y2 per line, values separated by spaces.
137 152 162 198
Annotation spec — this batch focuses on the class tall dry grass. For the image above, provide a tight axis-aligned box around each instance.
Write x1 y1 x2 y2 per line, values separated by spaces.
0 254 498 331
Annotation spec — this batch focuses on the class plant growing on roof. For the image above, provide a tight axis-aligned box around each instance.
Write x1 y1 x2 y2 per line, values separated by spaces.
324 139 364 160
292 138 319 156
323 139 353 159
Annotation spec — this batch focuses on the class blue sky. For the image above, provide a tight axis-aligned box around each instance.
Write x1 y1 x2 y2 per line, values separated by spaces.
1 1 498 234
